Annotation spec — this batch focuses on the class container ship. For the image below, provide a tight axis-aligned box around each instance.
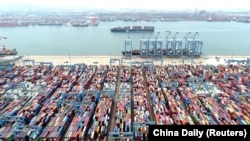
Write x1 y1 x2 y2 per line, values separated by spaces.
71 22 88 27
111 26 154 32
122 49 141 55
86 17 99 26
0 46 17 55
122 49 168 56
207 17 231 22
70 20 88 27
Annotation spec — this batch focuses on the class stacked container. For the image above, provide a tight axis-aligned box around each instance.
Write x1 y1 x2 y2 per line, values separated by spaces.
87 92 113 141
103 65 118 91
132 65 152 140
89 65 108 91
0 122 19 140
82 92 99 103
0 99 25 116
70 65 95 94
144 65 174 125
158 65 194 125
39 104 74 140
120 66 130 83
17 96 41 124
72 65 96 93
111 82 132 137
178 87 216 125
13 125 42 140
64 103 95 141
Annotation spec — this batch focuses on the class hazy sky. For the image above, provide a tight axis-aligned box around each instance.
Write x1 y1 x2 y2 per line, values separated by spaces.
0 0 249 11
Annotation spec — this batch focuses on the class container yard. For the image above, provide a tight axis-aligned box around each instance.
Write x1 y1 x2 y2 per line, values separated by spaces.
0 55 250 141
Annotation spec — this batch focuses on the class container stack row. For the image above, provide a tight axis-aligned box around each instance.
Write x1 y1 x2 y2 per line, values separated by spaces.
85 64 112 141
64 102 96 140
55 68 99 140
103 65 118 91
178 86 217 125
30 64 86 140
16 95 42 124
13 125 42 140
109 65 133 139
166 93 199 125
158 65 201 125
132 65 152 140
113 66 132 132
37 91 62 139
87 92 113 141
28 87 58 130
69 64 88 93
72 65 96 93
144 65 174 125
82 91 100 104
120 66 130 83
0 122 19 140
111 82 133 140
89 65 108 91
39 104 74 140
55 65 75 93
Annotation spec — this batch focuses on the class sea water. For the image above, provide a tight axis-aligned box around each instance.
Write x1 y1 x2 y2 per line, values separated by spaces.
1 21 250 56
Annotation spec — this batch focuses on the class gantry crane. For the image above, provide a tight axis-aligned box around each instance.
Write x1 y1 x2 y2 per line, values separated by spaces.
173 32 183 56
184 32 203 56
148 35 156 56
184 32 194 56
124 34 132 57
166 31 175 56
193 32 203 56
155 32 163 56
140 35 148 56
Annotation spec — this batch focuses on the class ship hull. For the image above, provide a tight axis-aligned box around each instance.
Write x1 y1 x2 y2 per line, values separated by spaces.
122 51 140 55
38 23 63 26
111 29 154 32
111 26 154 32
72 25 88 27
0 23 29 27
0 52 17 56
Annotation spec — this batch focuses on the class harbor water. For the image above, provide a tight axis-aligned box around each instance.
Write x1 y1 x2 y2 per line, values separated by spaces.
1 21 250 56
